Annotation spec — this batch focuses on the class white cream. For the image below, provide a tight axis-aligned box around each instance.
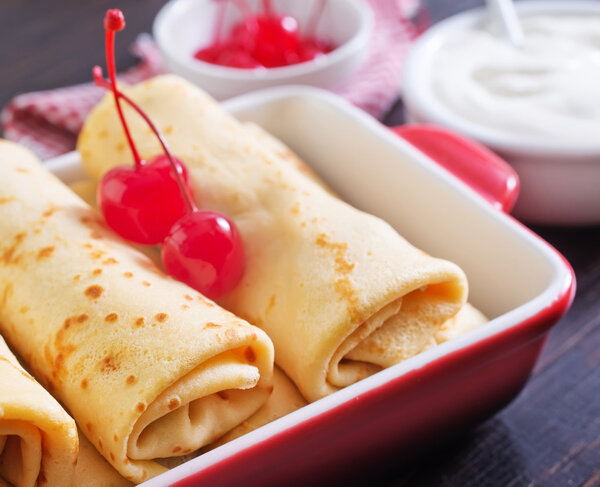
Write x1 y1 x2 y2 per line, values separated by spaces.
431 15 600 145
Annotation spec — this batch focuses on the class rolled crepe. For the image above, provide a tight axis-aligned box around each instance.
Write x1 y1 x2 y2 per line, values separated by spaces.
0 335 78 487
434 303 488 344
0 140 274 483
78 75 469 402
74 434 132 487
213 367 307 447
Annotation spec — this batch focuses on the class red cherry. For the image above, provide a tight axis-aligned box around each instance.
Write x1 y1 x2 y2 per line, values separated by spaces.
95 13 195 244
98 155 191 245
194 1 335 70
216 45 263 68
251 15 300 67
104 9 125 31
298 38 334 62
194 45 220 64
162 211 245 299
95 9 246 298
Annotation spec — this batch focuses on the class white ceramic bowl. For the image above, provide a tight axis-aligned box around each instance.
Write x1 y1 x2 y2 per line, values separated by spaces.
403 0 600 226
153 0 373 100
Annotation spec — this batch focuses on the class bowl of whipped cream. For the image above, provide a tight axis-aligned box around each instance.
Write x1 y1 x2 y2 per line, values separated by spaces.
403 0 600 225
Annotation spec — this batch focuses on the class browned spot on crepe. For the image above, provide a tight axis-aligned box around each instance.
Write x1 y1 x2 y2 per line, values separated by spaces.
36 245 54 261
90 250 106 260
155 313 168 323
81 378 89 389
98 129 109 139
142 281 151 287
205 322 221 329
164 125 173 134
0 196 15 205
136 402 146 412
244 346 256 363
126 375 136 385
266 294 276 313
84 285 104 299
184 294 193 301
110 452 115 461
80 215 102 226
19 306 29 314
98 439 103 452
100 354 119 373
134 317 145 327
2 284 13 306
73 274 81 281
103 257 118 265
105 313 118 323
92 268 103 276
124 272 133 278
113 434 119 442
41 206 60 218
172 446 182 453
75 314 89 323
334 276 361 321
90 231 103 240
15 168 28 174
2 232 26 264
168 397 180 410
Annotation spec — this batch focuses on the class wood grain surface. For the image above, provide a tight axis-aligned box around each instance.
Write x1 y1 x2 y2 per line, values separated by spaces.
1 1 599 486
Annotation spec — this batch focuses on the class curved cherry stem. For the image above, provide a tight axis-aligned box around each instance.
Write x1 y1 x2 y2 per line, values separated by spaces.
262 0 272 16
104 10 143 168
213 0 228 45
93 66 198 214
306 0 326 37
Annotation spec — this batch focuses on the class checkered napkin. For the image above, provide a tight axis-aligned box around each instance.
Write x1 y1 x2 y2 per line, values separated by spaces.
1 0 419 160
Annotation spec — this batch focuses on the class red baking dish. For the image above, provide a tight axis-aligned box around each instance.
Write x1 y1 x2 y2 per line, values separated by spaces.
45 87 575 486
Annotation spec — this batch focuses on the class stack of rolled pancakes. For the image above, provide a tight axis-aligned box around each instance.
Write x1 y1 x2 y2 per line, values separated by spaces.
0 75 485 486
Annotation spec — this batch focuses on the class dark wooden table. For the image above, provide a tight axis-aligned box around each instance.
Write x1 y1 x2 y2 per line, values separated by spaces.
1 1 599 486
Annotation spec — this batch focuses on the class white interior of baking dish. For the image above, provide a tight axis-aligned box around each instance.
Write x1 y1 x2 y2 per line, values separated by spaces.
45 87 571 486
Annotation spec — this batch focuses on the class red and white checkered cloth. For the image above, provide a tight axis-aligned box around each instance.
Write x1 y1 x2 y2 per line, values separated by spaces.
1 0 419 160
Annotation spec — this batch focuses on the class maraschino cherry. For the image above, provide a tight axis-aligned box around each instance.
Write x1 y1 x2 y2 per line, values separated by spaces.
97 9 192 245
95 9 245 299
194 0 334 69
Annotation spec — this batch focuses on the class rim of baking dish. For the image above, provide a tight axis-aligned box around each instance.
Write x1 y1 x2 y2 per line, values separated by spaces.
46 86 575 486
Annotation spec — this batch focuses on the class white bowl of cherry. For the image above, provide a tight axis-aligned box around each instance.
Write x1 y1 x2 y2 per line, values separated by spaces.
153 0 374 100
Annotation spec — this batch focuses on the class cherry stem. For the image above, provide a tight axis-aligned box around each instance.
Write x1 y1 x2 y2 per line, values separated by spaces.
104 10 143 168
306 0 326 37
212 0 227 46
262 0 272 16
93 67 198 214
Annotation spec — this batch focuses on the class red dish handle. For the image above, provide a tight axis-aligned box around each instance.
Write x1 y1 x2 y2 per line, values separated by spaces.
390 124 519 213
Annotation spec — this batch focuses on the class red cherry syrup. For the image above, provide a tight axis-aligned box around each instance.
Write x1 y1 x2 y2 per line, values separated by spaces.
194 0 334 69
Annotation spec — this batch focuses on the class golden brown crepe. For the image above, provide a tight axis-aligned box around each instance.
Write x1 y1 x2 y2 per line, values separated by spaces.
0 140 274 484
435 303 488 345
74 434 132 487
68 181 98 209
213 366 307 447
78 75 469 402
0 336 78 487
